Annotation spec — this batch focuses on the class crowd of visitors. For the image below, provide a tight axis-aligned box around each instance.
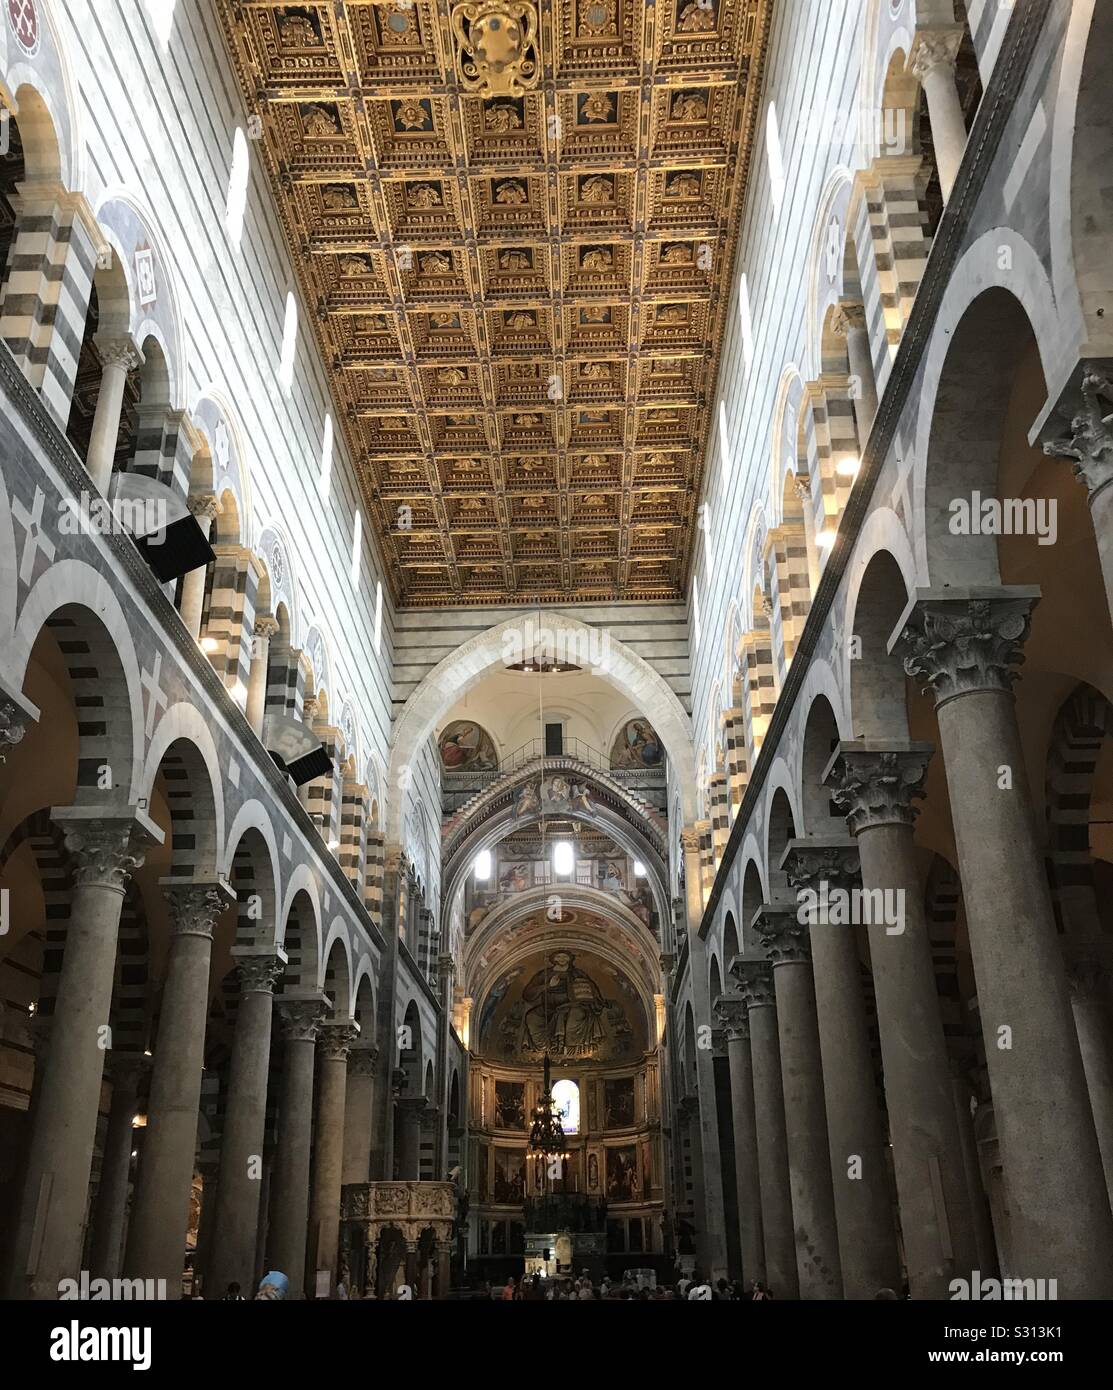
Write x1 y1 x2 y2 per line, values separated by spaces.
486 1271 777 1300
199 1269 786 1301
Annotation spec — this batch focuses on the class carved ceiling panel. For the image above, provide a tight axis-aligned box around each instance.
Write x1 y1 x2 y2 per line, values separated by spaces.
218 0 772 605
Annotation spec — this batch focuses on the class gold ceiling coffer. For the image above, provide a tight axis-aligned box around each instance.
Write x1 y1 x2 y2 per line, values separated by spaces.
451 0 540 97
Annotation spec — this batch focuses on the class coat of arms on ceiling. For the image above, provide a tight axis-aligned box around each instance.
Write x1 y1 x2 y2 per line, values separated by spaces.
451 0 540 98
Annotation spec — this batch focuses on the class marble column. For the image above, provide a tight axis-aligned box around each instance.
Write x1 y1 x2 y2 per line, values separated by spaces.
125 879 234 1289
680 827 705 929
896 590 1113 1297
1042 366 1113 623
754 905 843 1299
714 994 765 1285
342 1044 379 1184
832 302 879 445
908 29 967 202
8 811 146 1299
731 959 798 1298
396 1097 427 1181
245 615 279 738
178 496 217 641
268 993 329 1298
206 947 286 1296
435 1242 452 1298
86 337 143 495
951 1057 1000 1276
88 1053 147 1280
794 475 821 593
782 839 901 1298
307 1021 358 1295
825 741 977 1297
404 1240 419 1293
1066 954 1113 1206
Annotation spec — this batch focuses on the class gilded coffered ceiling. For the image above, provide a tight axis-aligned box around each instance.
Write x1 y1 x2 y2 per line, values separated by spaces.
217 0 772 606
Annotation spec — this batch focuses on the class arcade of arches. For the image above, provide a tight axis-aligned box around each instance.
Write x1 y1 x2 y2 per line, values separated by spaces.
2 0 1113 1305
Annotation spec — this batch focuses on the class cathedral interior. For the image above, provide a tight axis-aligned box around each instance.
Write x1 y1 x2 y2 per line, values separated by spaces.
1 0 1112 1319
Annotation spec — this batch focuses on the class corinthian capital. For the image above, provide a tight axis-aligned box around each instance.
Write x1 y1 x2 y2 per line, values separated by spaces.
713 993 750 1042
679 828 701 854
823 741 933 834
0 701 27 761
233 946 287 994
753 903 810 965
187 493 219 524
830 301 867 337
349 1043 380 1077
908 27 963 82
253 613 281 640
1042 367 1113 502
781 837 860 892
892 588 1038 706
162 878 236 940
318 1020 359 1062
95 334 144 375
275 993 330 1043
53 809 149 891
729 957 775 1010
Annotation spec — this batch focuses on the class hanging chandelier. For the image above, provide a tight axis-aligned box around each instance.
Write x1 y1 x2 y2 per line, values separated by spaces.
528 1052 566 1157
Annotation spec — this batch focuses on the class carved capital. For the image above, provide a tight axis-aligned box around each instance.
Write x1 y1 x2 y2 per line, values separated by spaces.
823 742 933 834
793 473 813 504
349 1043 380 1077
830 301 867 337
53 811 147 891
253 614 281 640
753 904 810 965
0 701 27 761
908 27 963 82
679 828 701 855
713 993 750 1043
318 1021 359 1062
187 492 219 524
95 334 144 375
893 590 1037 706
729 957 775 1010
397 1095 429 1119
162 879 235 940
781 838 860 893
233 947 286 995
275 994 330 1043
1042 366 1113 503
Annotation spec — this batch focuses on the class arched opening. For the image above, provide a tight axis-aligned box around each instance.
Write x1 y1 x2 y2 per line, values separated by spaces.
322 938 352 1021
799 694 844 834
765 788 798 901
848 549 913 741
64 245 133 466
722 912 740 968
0 85 63 297
740 859 765 950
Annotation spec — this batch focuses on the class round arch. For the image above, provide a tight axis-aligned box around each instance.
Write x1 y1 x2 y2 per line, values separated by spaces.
386 614 698 838
11 560 146 804
911 231 1061 585
1049 0 1113 358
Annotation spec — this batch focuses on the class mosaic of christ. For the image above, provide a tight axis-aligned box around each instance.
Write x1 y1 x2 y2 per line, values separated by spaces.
480 949 646 1064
